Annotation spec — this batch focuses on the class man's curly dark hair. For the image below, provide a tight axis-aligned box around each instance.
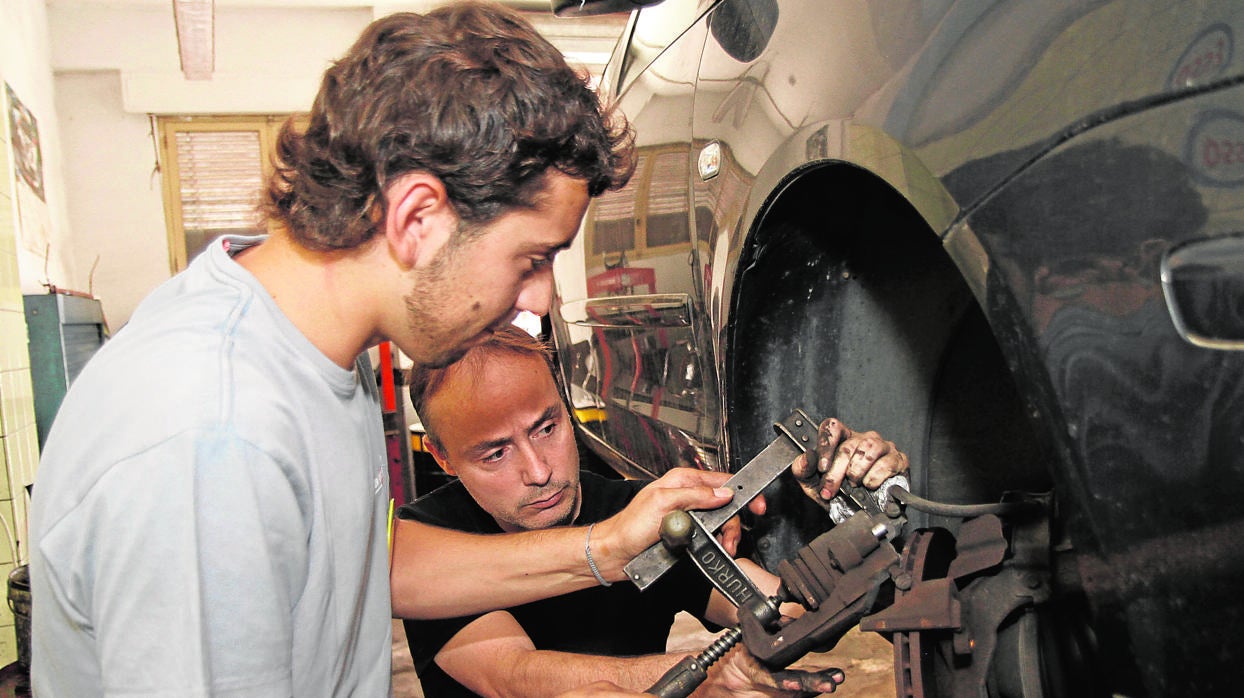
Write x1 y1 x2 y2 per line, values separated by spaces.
264 1 634 251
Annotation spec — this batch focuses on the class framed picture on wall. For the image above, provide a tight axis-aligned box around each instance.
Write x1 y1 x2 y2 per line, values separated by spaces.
6 82 46 202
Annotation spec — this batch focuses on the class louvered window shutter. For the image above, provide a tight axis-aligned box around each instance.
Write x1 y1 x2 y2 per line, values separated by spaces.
173 129 265 264
159 116 306 272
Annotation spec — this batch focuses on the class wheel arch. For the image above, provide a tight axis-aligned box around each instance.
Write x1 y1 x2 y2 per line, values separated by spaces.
723 161 1052 567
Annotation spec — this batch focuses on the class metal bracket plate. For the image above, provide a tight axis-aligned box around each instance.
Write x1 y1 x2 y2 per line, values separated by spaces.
624 408 819 590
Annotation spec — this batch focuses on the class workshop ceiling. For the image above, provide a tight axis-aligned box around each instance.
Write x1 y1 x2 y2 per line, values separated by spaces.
53 0 629 81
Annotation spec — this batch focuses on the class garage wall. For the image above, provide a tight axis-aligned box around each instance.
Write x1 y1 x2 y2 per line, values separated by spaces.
2 0 75 293
44 0 624 330
54 71 167 333
0 0 70 667
48 1 376 329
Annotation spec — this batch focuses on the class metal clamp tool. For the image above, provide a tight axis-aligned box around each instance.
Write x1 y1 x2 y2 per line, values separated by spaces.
640 409 844 698
625 409 820 591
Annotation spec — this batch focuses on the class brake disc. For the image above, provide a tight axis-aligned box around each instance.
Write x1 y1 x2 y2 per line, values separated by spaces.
890 515 1075 698
893 528 957 698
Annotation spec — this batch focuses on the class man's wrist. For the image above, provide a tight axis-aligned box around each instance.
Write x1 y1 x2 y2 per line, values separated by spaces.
581 518 626 583
584 523 612 587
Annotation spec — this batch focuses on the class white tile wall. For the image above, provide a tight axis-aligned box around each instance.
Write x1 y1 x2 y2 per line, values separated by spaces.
0 82 36 667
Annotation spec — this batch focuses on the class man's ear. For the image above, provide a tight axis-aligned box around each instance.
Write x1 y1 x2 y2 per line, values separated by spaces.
383 172 455 268
424 437 457 477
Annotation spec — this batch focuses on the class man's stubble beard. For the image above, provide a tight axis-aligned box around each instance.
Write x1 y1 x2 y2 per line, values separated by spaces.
500 480 581 532
404 236 470 369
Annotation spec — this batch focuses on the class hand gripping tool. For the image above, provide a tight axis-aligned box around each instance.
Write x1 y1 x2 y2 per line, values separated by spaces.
636 409 908 697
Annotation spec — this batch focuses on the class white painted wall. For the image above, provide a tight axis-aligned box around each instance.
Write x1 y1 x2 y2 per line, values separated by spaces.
1 0 76 296
1 1 74 642
54 70 168 327
50 4 374 115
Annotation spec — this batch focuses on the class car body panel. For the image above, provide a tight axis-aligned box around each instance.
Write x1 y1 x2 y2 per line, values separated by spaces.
550 2 1244 691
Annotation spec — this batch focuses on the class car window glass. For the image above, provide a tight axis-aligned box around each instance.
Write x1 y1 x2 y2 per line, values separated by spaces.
618 0 718 93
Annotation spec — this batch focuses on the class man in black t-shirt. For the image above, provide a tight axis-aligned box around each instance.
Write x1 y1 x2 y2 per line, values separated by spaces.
397 326 907 696
402 472 731 696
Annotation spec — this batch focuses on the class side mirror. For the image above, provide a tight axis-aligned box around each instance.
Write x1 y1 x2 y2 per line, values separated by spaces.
550 0 664 17
1161 232 1244 349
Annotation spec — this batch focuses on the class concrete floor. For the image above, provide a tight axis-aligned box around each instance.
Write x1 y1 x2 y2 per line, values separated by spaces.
0 662 28 698
0 619 892 697
392 620 423 697
391 614 896 697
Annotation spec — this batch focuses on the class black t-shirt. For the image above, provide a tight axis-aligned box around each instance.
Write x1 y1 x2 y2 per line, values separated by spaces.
397 472 716 697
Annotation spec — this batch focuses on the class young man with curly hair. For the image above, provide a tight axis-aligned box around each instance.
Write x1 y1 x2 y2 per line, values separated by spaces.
28 4 751 696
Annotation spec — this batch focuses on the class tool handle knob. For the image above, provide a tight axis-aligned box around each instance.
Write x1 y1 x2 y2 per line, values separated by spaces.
659 510 694 550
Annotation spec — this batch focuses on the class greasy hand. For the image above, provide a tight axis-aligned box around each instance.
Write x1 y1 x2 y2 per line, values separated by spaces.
594 468 766 569
693 645 843 697
792 418 908 504
772 669 846 695
556 681 646 697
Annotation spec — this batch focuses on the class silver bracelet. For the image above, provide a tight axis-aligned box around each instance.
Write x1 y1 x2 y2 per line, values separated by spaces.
584 523 612 587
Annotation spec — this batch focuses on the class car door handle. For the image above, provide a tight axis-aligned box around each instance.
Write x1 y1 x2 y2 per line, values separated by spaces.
1161 231 1244 350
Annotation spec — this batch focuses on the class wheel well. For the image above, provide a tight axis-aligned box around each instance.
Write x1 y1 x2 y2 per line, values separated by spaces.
726 164 1051 568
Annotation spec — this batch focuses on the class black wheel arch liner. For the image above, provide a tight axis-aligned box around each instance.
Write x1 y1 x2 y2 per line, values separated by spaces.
723 161 1054 569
